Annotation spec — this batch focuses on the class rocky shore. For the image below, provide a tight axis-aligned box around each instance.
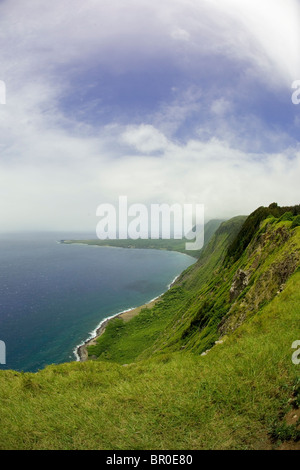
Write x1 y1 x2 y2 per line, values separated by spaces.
76 298 160 362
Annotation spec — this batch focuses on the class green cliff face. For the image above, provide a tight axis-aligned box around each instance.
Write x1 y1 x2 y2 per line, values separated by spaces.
88 208 300 363
0 205 299 450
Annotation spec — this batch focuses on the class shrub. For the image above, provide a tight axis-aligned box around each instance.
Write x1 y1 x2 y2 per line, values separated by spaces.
278 212 294 222
291 215 300 229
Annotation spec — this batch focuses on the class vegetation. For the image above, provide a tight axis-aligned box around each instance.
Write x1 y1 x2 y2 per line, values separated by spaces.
87 216 247 362
227 203 300 262
60 219 224 258
87 286 191 363
0 205 299 450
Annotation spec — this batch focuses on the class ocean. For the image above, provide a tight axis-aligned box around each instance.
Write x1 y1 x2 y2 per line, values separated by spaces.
0 232 195 372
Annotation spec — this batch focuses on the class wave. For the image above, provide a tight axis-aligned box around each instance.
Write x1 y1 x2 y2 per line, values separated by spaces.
73 273 181 361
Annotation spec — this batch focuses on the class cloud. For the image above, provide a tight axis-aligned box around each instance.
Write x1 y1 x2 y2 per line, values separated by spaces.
121 125 169 154
171 28 191 42
210 98 232 117
208 0 300 86
0 0 299 231
0 108 299 231
1 0 299 86
91 130 300 221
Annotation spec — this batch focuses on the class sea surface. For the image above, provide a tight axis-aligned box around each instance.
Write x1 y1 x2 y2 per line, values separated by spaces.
0 232 195 372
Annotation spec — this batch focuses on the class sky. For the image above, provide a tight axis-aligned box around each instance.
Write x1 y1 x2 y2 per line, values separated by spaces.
0 0 300 232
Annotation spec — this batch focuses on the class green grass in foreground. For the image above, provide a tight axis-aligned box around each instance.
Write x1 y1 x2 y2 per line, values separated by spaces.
0 271 299 450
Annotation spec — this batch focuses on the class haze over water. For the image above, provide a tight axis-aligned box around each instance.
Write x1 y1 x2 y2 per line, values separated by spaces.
0 232 194 372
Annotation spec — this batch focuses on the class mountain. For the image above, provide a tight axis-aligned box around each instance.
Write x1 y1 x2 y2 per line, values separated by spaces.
0 204 299 450
60 218 225 257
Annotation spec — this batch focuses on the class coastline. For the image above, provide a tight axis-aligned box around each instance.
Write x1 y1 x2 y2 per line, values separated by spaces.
74 274 180 362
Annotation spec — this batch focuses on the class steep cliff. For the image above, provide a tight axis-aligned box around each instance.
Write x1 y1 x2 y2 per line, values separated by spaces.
0 204 299 450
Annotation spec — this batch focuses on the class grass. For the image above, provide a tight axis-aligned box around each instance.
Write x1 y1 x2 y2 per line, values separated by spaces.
84 216 300 366
0 208 299 450
0 270 299 450
87 286 191 363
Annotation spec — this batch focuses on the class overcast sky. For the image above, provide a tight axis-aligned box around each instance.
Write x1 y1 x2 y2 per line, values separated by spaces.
0 0 300 232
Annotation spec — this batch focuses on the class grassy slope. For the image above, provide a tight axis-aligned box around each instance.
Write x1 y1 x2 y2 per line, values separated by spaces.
139 216 300 360
87 286 191 363
0 270 299 450
87 216 246 363
0 208 299 450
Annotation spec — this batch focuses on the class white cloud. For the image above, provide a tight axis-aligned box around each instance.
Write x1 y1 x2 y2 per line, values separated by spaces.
93 133 300 221
208 0 300 86
171 28 191 42
121 125 169 154
211 98 232 117
0 1 299 231
0 106 299 231
1 0 299 87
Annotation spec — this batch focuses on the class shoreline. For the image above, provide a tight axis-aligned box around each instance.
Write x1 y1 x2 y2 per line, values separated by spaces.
74 274 180 362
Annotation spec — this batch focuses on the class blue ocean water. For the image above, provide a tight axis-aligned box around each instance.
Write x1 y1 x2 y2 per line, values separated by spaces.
0 233 195 372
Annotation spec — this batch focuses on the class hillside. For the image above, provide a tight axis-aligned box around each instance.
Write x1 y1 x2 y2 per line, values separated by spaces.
60 219 224 257
0 204 299 450
86 215 246 363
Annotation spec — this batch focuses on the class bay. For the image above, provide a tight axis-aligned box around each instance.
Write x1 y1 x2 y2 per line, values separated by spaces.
0 232 194 372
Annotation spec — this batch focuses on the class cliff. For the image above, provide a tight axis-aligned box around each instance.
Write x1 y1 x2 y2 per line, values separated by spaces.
0 204 299 450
